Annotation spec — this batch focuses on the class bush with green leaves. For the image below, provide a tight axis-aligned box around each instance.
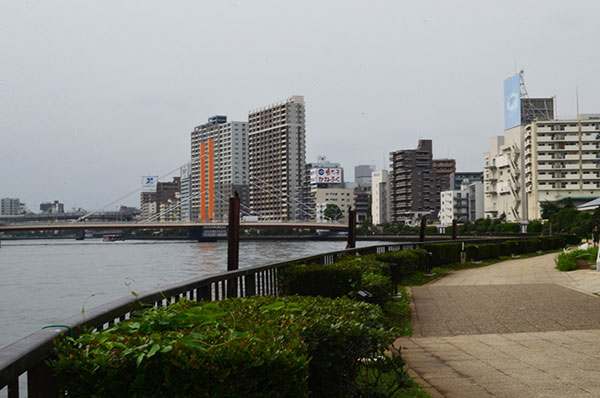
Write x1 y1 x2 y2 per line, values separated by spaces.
555 247 599 272
52 296 405 398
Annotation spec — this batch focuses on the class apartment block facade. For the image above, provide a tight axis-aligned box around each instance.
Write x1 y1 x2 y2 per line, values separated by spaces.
439 181 484 226
248 96 306 221
190 116 249 221
371 170 390 225
389 140 455 223
484 114 600 221
525 116 600 219
0 198 21 216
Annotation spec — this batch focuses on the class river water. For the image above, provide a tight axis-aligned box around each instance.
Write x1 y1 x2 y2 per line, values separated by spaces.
0 238 388 350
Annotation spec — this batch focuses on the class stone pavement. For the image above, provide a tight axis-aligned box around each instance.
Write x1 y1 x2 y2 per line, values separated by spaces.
396 253 600 398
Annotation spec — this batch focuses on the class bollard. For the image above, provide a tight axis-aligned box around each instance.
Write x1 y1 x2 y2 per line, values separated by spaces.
424 252 434 276
596 246 600 272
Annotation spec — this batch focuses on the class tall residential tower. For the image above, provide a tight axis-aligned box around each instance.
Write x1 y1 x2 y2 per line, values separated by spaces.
248 96 306 220
190 116 249 221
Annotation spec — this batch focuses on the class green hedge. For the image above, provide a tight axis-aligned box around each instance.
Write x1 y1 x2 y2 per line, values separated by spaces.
422 243 461 266
53 296 403 398
282 263 362 298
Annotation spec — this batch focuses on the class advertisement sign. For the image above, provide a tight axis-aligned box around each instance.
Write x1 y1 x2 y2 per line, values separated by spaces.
504 74 521 130
310 168 342 184
141 176 158 192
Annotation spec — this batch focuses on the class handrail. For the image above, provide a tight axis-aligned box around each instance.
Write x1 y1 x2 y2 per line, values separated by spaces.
0 237 534 396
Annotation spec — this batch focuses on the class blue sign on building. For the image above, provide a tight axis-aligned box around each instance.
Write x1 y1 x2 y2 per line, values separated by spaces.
504 74 521 130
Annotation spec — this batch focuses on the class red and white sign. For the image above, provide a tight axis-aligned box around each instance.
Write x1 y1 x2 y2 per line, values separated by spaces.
310 168 342 184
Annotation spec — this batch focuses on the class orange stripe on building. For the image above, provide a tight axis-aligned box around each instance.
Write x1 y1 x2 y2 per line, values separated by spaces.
208 138 215 220
200 142 207 222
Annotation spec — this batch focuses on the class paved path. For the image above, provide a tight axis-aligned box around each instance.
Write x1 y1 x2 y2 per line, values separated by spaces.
396 253 600 398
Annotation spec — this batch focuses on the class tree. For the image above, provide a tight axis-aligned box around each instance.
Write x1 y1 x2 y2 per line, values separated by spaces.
323 204 343 221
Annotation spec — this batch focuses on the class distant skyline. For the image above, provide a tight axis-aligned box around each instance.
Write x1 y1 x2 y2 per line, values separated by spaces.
2 1 600 211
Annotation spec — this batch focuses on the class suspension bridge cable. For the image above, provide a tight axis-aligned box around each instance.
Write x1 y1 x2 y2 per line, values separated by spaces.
78 165 184 221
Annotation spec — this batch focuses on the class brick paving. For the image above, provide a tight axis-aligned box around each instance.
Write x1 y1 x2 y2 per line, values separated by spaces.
397 253 600 398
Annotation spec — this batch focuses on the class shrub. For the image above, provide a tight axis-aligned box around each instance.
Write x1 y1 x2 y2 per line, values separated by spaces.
360 271 393 306
282 263 362 298
53 296 401 398
336 254 391 277
422 243 461 266
555 248 597 272
376 250 422 281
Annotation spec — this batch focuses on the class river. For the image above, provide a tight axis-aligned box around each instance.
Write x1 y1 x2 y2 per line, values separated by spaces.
0 238 388 350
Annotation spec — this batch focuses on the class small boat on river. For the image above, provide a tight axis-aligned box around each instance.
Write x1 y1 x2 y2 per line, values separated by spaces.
103 234 124 242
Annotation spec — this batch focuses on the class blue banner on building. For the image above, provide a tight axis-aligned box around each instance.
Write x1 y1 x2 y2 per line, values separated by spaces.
504 74 521 130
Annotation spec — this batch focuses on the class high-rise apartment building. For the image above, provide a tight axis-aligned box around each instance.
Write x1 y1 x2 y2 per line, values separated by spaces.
389 140 455 223
248 96 306 221
484 115 600 221
371 170 390 225
190 116 249 221
180 163 192 222
433 158 456 193
1 198 21 216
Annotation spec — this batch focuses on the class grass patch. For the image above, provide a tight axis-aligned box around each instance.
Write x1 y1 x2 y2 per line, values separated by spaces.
383 287 412 337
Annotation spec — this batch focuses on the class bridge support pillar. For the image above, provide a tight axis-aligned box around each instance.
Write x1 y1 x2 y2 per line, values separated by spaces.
75 230 85 241
346 208 356 249
452 219 458 240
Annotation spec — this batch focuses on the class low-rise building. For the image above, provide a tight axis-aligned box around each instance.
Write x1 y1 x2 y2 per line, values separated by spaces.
39 200 64 214
314 187 355 223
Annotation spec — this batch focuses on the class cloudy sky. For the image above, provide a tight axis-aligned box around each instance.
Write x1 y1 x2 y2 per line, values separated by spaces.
1 0 599 211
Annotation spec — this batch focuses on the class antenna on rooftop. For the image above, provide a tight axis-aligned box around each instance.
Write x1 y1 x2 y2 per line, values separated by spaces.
519 70 529 99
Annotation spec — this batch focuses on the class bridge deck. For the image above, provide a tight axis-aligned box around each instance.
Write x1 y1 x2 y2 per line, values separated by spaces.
0 221 348 232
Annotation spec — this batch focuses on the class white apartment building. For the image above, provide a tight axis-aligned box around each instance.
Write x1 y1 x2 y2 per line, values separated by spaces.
0 198 21 216
179 163 192 222
314 187 355 223
371 170 390 225
248 96 306 221
525 115 600 219
484 128 523 221
439 181 484 226
190 116 248 221
484 115 600 221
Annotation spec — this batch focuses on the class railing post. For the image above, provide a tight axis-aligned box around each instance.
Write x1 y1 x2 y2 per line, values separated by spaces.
419 216 427 242
28 360 57 398
346 207 356 249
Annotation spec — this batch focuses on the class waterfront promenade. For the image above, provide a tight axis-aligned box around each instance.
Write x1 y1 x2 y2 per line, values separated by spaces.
397 253 600 398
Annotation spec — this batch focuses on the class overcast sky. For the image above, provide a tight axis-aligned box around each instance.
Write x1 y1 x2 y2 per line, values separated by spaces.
2 0 599 211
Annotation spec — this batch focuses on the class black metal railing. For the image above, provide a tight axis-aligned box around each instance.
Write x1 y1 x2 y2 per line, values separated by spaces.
0 238 523 397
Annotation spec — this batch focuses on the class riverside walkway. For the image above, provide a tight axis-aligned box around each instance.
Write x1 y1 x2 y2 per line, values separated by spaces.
396 253 600 398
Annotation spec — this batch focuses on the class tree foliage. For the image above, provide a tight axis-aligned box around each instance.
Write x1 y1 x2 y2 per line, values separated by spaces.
323 204 343 221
